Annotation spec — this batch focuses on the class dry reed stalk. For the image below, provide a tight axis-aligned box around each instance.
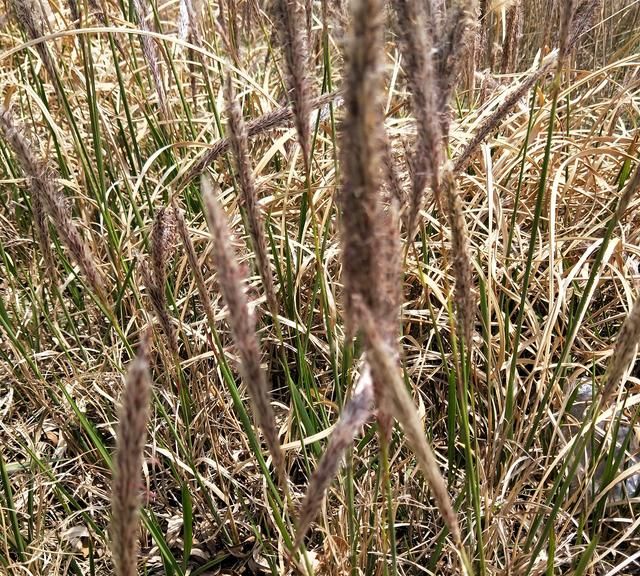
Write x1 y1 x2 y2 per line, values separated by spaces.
179 90 341 189
339 0 385 336
392 0 442 235
294 365 374 548
603 295 640 409
273 0 314 170
0 105 107 303
442 164 474 347
224 77 279 319
141 207 180 361
172 200 217 332
357 300 462 548
201 175 285 483
111 331 152 576
453 50 558 174
132 0 169 122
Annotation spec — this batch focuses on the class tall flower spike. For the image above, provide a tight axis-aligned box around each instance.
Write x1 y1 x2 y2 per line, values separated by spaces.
392 0 442 236
273 0 314 171
224 76 279 319
111 332 153 576
201 176 285 483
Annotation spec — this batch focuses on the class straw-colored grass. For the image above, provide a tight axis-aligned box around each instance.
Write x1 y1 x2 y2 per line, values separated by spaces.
0 0 639 575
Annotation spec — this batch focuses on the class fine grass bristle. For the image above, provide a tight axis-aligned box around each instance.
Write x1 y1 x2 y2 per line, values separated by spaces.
201 175 285 484
111 331 152 576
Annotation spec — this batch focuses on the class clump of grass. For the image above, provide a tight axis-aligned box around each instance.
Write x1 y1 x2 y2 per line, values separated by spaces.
2 0 640 573
111 331 152 576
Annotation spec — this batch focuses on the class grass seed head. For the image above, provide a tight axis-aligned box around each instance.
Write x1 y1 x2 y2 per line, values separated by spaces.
0 104 108 303
201 175 285 484
392 0 442 235
442 163 474 347
339 0 386 337
224 76 279 319
111 331 152 576
273 0 314 170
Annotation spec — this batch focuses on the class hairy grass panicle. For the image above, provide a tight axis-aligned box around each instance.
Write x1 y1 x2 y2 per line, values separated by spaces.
9 0 56 79
141 207 180 361
339 0 385 337
180 90 340 189
453 49 558 174
111 332 152 576
442 164 474 347
172 200 217 332
273 0 314 170
393 0 442 234
201 175 285 484
132 0 169 121
224 76 279 319
0 104 107 303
